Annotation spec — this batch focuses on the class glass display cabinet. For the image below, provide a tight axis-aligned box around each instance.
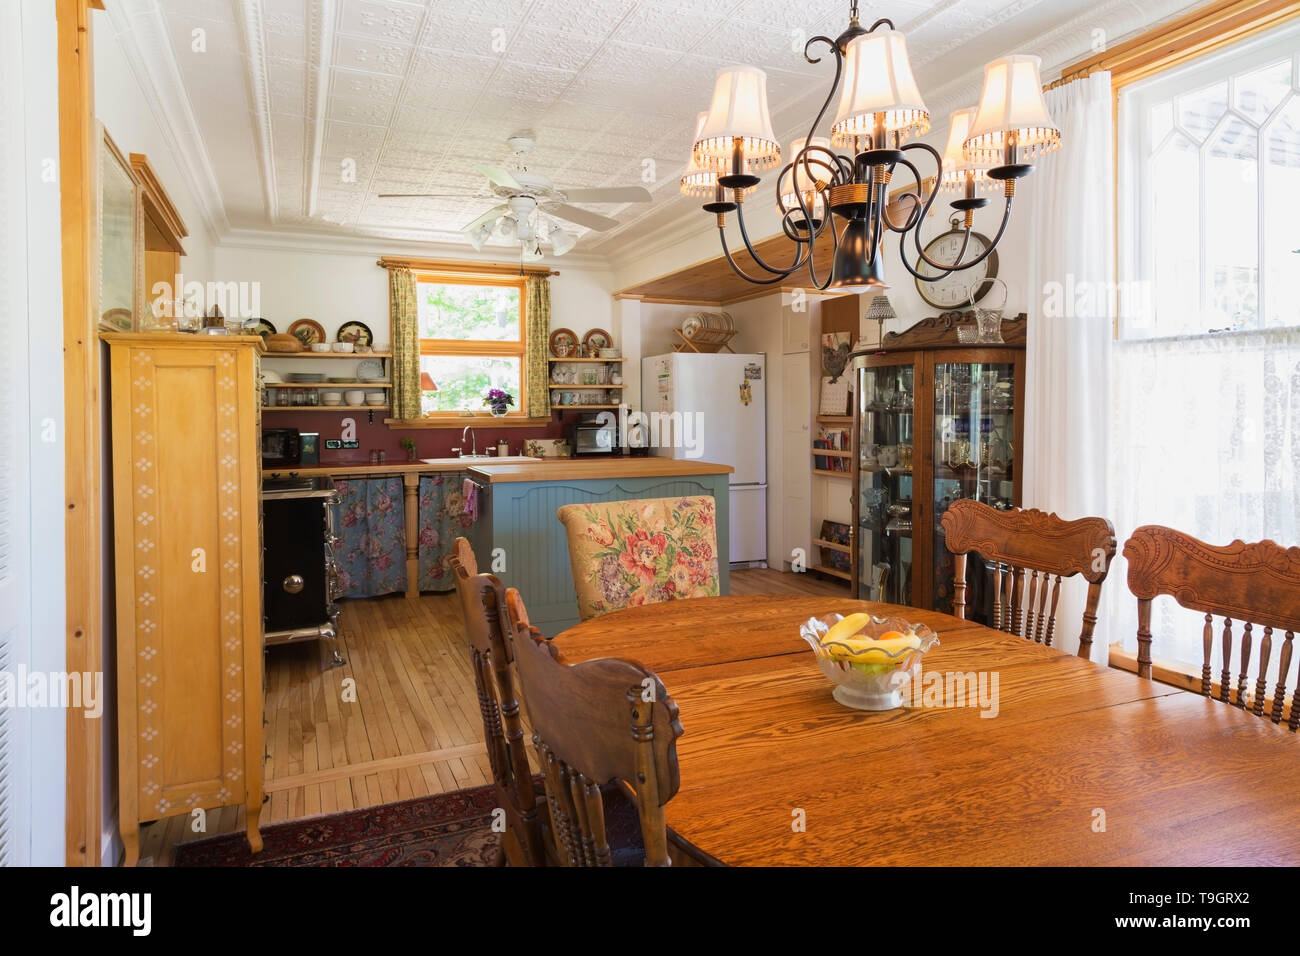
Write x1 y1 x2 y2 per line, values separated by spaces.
850 312 1026 623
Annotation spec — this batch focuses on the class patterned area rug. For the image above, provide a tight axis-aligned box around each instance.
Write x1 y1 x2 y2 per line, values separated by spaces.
173 785 501 867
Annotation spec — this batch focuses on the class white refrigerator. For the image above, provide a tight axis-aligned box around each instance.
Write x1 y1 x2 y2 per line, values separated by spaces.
641 352 767 564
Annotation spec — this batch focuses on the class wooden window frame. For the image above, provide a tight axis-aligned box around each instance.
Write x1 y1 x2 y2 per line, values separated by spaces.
412 271 535 424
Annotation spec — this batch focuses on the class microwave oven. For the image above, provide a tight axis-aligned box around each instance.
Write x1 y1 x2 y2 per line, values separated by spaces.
571 417 618 456
262 427 301 468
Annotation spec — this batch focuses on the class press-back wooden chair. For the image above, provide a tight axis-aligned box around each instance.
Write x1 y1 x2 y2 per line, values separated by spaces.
502 587 686 867
449 537 544 866
1124 525 1300 725
941 499 1117 657
556 495 721 621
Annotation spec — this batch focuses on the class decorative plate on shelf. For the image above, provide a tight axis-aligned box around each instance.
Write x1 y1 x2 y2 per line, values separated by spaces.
681 314 703 339
582 328 613 353
288 318 326 347
357 358 386 382
251 318 276 338
337 320 373 346
549 328 578 357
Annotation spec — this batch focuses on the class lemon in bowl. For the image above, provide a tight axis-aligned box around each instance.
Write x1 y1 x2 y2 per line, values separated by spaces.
799 612 939 711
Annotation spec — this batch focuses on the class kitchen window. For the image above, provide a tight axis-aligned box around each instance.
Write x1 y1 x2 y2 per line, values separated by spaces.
1109 20 1300 679
416 274 528 418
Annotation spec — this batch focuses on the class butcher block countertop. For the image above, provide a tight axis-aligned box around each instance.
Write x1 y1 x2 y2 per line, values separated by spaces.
262 457 735 482
466 458 734 484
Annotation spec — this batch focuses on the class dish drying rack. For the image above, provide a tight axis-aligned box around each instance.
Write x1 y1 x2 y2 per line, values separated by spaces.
672 326 737 352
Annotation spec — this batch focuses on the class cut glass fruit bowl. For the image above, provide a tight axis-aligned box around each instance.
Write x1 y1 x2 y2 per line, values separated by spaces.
799 613 940 711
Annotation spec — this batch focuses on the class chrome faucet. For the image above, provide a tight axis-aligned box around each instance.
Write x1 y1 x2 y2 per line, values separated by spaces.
461 425 477 457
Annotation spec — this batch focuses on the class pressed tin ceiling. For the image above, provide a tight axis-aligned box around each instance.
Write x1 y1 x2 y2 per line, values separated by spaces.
137 0 1203 254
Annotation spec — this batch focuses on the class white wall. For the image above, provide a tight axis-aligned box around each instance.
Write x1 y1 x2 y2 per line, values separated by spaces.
6 0 67 867
211 241 615 347
94 14 216 280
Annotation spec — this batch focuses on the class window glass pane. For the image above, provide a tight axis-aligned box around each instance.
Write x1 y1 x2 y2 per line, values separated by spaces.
1234 59 1292 122
1149 133 1199 334
1149 100 1174 145
419 355 520 414
1204 118 1258 330
1263 94 1300 328
1176 80 1228 142
417 282 520 341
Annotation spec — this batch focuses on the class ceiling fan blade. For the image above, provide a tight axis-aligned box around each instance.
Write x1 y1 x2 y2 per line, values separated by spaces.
543 203 620 232
559 186 653 203
461 204 510 233
477 165 523 190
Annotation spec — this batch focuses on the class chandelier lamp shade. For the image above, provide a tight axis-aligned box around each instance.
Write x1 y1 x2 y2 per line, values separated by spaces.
939 107 996 194
688 0 1060 293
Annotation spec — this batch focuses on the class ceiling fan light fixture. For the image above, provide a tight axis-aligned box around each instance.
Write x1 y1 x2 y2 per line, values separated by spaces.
465 222 492 251
550 227 576 256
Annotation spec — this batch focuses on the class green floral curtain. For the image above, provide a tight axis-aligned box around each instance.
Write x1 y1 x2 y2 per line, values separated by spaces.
389 267 420 419
525 274 551 418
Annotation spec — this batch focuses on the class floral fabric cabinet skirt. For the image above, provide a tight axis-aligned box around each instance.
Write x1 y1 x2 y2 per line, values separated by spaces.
331 474 472 598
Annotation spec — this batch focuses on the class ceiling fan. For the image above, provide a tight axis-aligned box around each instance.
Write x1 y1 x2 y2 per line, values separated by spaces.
378 132 653 257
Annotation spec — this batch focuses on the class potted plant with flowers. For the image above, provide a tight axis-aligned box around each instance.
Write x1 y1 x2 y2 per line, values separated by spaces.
483 388 515 417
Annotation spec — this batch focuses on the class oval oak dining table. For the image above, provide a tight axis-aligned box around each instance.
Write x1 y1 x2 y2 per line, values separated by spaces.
552 595 1300 866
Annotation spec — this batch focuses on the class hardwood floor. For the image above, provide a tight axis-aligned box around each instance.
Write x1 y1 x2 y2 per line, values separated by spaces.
140 566 845 865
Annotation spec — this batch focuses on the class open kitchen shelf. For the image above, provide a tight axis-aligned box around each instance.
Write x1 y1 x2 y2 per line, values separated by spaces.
549 384 624 389
548 356 625 363
264 351 392 359
263 405 390 412
553 404 621 410
812 469 850 478
810 563 853 581
813 537 851 554
265 382 391 388
816 415 854 425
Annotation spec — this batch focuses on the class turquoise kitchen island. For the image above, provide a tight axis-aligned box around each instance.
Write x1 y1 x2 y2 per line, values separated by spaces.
466 458 734 636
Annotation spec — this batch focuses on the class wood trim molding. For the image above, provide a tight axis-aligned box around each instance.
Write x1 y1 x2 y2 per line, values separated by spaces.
1051 0 1300 90
376 255 558 277
129 152 188 253
383 416 553 429
57 0 103 867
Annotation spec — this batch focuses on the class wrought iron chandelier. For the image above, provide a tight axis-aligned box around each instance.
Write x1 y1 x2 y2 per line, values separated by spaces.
684 1 1061 292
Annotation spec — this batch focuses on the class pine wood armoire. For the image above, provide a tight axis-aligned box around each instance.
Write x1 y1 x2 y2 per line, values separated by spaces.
104 333 265 865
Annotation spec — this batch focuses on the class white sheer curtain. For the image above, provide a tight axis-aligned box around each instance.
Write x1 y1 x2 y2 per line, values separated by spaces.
1021 72 1115 661
1107 329 1300 672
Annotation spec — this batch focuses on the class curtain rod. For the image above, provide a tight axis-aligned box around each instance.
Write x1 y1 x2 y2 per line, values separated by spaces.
376 256 559 277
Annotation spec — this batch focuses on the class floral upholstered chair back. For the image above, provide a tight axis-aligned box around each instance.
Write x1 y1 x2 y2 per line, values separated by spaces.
557 496 721 621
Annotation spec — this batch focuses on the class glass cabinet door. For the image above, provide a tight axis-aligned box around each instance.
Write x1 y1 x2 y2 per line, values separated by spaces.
931 359 1017 620
856 361 916 606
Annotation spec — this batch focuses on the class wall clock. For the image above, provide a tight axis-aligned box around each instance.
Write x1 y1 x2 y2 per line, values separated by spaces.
914 220 999 312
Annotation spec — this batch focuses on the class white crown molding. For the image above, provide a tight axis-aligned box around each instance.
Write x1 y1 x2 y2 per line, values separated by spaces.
104 0 230 242
214 226 613 273
302 0 337 220
235 0 280 226
921 0 1202 122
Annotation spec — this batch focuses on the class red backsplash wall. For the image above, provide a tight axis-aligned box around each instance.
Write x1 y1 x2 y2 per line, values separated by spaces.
261 409 570 466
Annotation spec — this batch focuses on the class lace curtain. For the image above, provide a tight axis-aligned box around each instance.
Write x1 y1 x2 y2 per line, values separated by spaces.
1107 328 1300 671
